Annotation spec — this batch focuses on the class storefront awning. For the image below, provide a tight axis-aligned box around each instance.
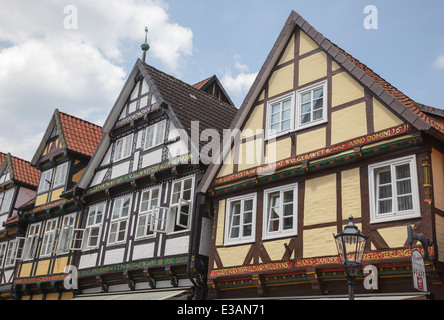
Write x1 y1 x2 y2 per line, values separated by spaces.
72 288 190 300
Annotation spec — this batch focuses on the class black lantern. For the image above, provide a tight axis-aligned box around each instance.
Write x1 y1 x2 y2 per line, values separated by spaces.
333 216 368 300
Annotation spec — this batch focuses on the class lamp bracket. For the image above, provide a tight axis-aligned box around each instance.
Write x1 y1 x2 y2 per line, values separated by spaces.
407 225 434 264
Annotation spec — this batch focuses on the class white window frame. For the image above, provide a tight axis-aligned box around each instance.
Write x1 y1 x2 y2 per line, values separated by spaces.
0 166 10 184
166 176 194 233
136 186 161 240
53 162 69 188
263 183 298 240
224 193 257 246
21 223 41 261
108 195 132 245
0 242 8 268
40 218 58 258
4 239 18 267
368 155 421 224
295 81 328 130
0 188 14 214
38 169 53 193
82 203 105 250
144 120 166 150
113 134 133 162
56 213 76 254
266 92 295 139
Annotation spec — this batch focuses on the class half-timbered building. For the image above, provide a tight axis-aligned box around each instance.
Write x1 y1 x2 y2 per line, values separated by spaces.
71 58 237 300
197 11 444 300
0 152 40 299
12 110 103 300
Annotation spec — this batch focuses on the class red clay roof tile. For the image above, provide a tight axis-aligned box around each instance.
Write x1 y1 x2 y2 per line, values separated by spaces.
59 112 103 158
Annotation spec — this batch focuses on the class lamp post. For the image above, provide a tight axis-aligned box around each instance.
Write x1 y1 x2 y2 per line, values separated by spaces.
333 216 369 300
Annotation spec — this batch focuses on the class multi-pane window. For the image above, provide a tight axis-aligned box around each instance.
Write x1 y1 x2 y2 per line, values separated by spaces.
22 223 41 260
38 169 53 193
169 177 194 232
298 83 327 128
40 219 58 257
266 81 327 139
0 242 7 268
369 155 420 223
108 195 131 245
0 188 14 214
53 162 69 188
144 120 166 150
0 166 10 184
263 184 298 239
225 193 256 245
57 214 76 254
114 134 133 162
268 95 293 137
83 203 105 250
136 187 160 239
4 239 17 267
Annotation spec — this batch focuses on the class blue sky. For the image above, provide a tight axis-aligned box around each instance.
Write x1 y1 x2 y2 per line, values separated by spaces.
0 0 443 161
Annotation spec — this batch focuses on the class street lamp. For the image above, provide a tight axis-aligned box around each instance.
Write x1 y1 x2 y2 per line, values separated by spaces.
333 216 369 300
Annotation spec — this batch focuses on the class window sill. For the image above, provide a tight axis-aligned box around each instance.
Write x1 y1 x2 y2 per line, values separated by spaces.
223 238 255 247
262 231 297 241
370 211 421 224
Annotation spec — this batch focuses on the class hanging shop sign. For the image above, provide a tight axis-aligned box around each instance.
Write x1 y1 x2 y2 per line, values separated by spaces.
411 249 427 292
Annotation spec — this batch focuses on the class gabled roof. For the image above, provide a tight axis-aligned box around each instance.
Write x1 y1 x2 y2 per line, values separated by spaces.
142 63 238 144
196 10 444 194
193 75 235 106
0 152 40 188
78 59 238 189
58 111 103 158
31 109 103 165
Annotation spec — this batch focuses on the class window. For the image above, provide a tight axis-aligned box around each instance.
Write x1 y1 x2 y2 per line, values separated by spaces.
136 187 160 239
225 193 257 245
108 195 131 245
21 223 41 260
0 166 10 184
38 169 53 193
4 239 17 267
0 188 14 214
263 184 298 239
266 81 327 139
267 93 294 138
296 82 327 129
369 155 420 223
144 120 166 150
114 134 133 162
40 219 58 257
0 242 7 268
83 203 105 250
53 162 68 188
56 214 75 254
168 177 194 232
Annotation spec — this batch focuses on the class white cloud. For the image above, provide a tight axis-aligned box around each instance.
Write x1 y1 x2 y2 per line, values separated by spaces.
434 55 444 69
0 0 193 160
221 55 258 107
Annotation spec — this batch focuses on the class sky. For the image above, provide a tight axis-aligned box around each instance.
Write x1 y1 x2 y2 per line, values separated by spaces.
1 0 444 161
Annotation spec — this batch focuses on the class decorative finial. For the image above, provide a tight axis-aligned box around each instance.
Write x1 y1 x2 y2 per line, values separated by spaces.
141 27 150 63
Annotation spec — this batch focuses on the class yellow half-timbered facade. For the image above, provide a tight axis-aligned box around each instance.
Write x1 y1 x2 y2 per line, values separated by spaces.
197 11 444 300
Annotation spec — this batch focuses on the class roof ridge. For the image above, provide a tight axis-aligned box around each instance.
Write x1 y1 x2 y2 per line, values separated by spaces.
58 110 102 130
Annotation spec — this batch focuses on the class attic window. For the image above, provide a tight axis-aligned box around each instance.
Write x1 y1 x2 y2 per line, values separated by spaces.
50 126 58 139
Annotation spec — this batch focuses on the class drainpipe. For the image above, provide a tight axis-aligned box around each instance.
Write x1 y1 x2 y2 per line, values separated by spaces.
186 175 204 300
